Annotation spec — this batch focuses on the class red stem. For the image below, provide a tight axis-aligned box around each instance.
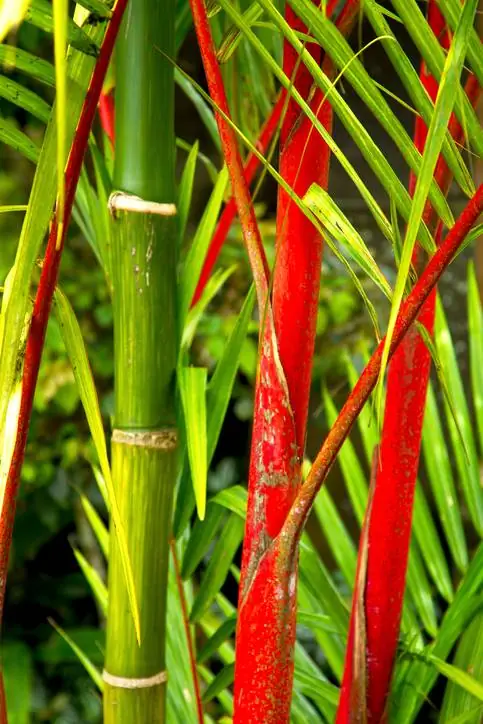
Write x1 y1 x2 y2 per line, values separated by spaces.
170 540 204 724
281 183 483 541
0 0 129 620
191 0 360 309
191 93 284 306
337 5 481 719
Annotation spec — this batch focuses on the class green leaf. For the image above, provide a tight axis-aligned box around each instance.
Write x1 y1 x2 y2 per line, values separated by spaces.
197 616 237 664
0 117 40 162
53 287 141 643
181 502 225 579
441 612 483 723
0 75 50 121
75 0 112 20
53 0 68 248
178 140 199 245
436 0 483 87
179 166 228 327
202 663 235 703
363 0 474 197
189 513 244 622
0 19 104 510
434 297 483 536
390 0 483 158
48 619 104 691
175 68 220 151
284 0 454 230
2 641 32 724
422 383 468 572
25 0 100 56
72 546 108 614
378 0 477 419
0 44 55 85
468 262 483 454
430 656 483 703
304 184 392 299
182 265 238 351
179 366 208 521
80 492 109 559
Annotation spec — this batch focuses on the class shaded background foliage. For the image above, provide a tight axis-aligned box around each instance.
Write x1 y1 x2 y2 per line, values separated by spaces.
0 3 480 722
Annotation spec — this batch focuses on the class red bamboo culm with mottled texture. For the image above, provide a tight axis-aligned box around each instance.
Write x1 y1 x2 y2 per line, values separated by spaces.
336 4 481 721
234 2 360 721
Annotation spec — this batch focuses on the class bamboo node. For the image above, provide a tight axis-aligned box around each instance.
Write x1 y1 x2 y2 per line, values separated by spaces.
102 669 168 689
111 428 178 450
108 191 177 217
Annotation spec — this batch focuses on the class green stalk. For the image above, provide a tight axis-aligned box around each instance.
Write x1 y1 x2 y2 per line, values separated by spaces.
104 1 177 722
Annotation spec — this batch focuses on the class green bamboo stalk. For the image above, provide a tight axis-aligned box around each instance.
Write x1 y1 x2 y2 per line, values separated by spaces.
103 1 177 722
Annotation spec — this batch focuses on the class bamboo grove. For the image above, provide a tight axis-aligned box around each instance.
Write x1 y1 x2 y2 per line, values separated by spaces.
0 0 482 722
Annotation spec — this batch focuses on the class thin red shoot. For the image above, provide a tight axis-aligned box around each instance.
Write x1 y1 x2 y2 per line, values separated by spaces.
99 89 115 146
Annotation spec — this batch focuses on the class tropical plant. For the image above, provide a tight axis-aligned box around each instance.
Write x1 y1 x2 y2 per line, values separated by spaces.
0 0 482 723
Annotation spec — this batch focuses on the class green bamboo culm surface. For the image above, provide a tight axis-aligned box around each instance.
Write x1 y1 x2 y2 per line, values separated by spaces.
104 0 177 721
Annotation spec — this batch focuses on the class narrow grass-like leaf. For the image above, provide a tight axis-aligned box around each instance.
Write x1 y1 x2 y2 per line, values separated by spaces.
53 287 140 642
378 0 477 419
80 493 109 559
182 265 237 350
75 0 112 19
308 458 357 588
0 118 40 162
293 670 340 708
468 262 483 454
436 0 483 87
435 297 483 535
0 76 50 122
178 140 199 245
53 0 68 248
285 0 454 228
304 184 392 299
413 485 453 602
0 205 27 214
175 69 220 151
180 167 228 326
440 612 483 723
422 383 468 572
216 0 436 252
179 366 208 521
25 0 99 56
430 656 483 703
48 619 103 691
72 546 108 614
0 20 104 499
364 0 474 196
2 641 32 724
202 663 235 703
197 616 237 664
181 502 225 579
390 0 483 158
189 513 244 622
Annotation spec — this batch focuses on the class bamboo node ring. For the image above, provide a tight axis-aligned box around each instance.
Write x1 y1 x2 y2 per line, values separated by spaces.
108 191 177 217
112 429 178 450
102 669 168 689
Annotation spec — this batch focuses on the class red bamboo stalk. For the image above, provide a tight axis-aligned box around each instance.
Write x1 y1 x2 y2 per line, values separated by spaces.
0 0 129 620
233 3 360 721
282 182 483 542
191 0 360 309
337 6 481 719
